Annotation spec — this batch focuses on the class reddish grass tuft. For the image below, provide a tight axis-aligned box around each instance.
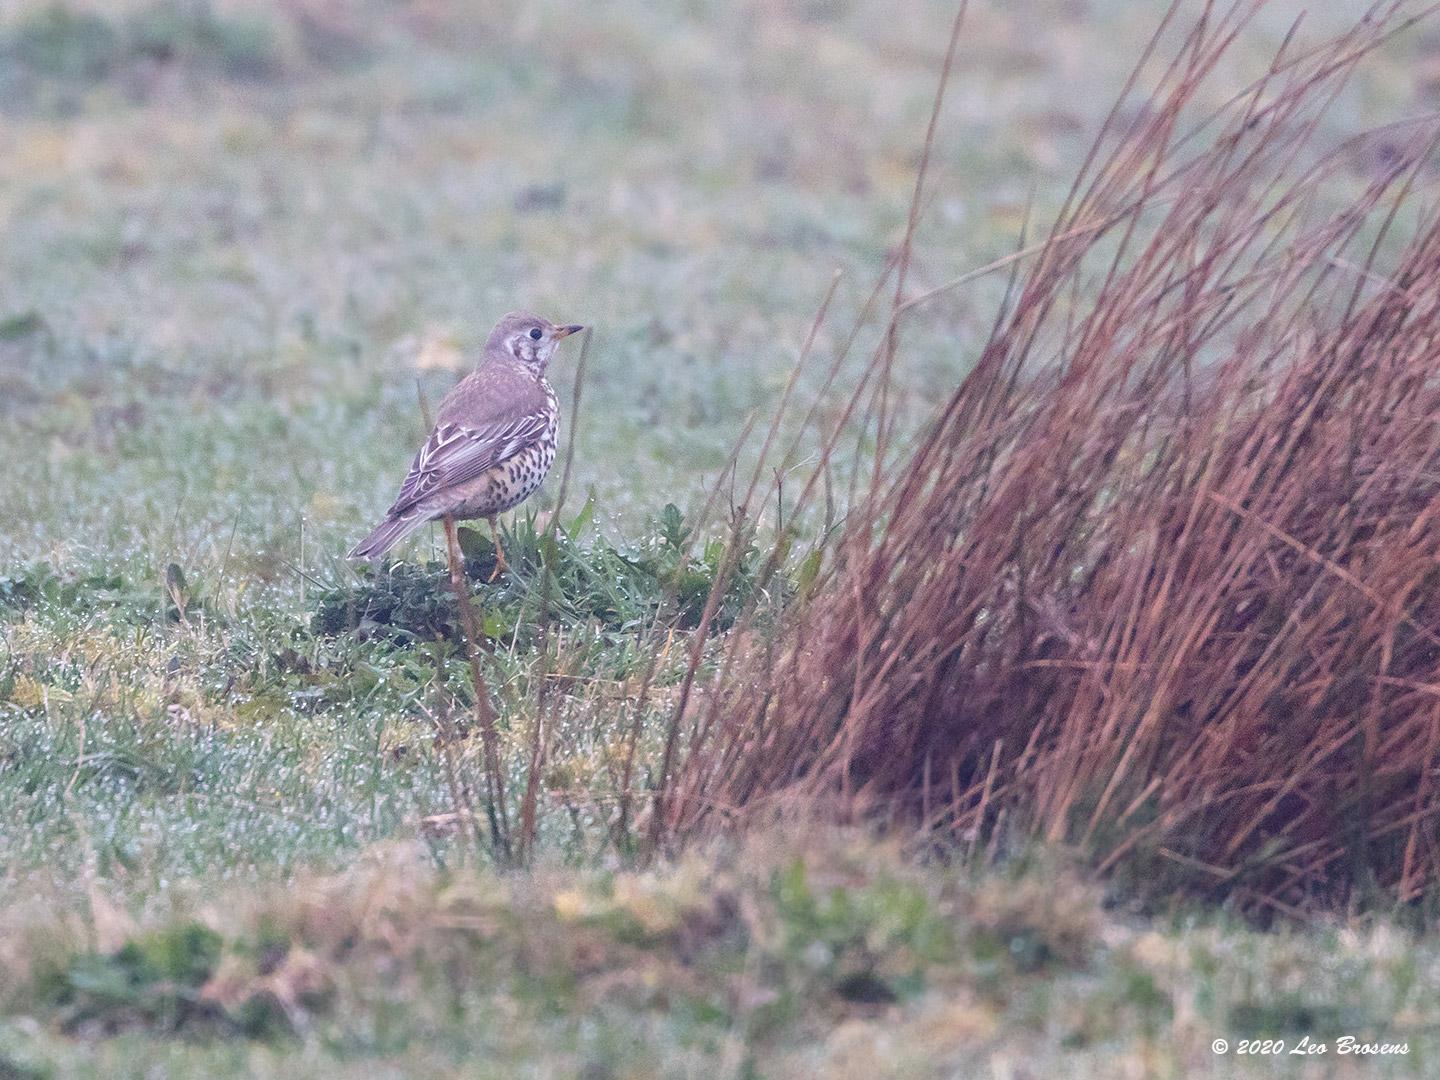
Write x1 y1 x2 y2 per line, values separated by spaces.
662 0 1440 912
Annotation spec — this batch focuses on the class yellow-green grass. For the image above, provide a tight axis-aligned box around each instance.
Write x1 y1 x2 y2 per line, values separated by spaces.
4 830 1439 1078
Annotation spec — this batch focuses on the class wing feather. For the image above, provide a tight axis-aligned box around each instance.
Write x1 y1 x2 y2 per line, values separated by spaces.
387 412 550 516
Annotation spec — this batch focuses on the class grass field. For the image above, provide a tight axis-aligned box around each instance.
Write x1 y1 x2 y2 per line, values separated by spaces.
2 0 1438 1075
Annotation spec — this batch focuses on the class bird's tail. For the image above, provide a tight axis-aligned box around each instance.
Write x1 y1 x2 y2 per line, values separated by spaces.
348 512 427 560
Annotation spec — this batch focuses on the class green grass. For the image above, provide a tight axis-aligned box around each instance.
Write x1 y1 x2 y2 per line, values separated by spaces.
0 0 1434 1073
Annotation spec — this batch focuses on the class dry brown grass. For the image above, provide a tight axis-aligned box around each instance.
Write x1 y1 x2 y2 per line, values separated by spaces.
659 0 1440 913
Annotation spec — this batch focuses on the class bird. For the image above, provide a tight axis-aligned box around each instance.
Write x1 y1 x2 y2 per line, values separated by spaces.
348 311 583 573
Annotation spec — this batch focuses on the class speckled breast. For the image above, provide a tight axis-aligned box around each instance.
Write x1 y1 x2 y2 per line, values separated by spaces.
457 381 559 519
484 428 557 514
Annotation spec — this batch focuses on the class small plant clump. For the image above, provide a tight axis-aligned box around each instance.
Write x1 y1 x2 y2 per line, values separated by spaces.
39 922 226 1035
312 504 770 647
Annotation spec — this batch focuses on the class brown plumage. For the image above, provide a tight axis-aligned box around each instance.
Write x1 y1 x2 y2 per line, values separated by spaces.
349 311 582 565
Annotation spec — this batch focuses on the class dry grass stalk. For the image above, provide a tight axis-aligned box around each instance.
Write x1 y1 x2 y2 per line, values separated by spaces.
440 513 510 858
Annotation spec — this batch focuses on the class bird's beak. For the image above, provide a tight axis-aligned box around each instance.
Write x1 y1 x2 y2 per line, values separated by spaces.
553 324 583 339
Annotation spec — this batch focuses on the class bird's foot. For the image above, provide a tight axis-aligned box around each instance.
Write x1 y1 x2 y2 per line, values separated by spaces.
488 545 508 582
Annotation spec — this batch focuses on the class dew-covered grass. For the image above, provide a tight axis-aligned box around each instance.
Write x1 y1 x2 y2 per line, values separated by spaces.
0 0 1435 1074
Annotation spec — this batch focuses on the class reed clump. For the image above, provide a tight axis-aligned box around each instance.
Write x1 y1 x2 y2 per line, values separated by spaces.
662 1 1440 913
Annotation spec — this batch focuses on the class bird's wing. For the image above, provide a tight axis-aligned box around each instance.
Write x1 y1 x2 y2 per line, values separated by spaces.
387 412 550 516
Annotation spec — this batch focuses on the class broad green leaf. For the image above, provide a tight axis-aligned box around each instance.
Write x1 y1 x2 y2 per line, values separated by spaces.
456 526 491 562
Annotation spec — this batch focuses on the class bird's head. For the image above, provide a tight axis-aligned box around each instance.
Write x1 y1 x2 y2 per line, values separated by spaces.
486 311 583 372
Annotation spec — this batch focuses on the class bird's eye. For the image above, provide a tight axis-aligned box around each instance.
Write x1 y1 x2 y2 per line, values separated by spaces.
529 327 542 340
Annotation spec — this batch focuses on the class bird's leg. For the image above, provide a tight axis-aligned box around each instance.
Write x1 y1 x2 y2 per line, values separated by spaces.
488 515 508 581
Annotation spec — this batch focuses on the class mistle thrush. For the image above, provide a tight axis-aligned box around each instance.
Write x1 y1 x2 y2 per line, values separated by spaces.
349 311 582 569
